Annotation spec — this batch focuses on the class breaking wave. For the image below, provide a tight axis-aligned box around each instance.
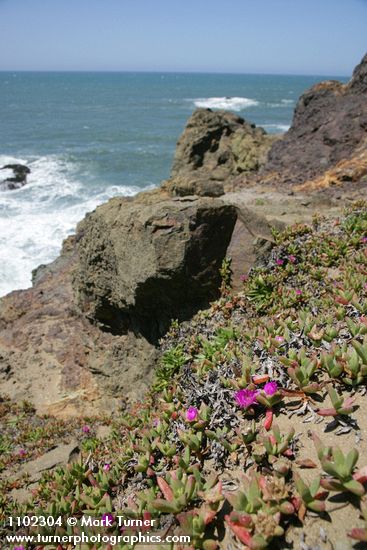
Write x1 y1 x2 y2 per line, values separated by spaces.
0 155 149 296
193 97 259 111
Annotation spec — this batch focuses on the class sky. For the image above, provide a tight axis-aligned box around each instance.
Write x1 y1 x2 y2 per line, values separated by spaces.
0 0 366 75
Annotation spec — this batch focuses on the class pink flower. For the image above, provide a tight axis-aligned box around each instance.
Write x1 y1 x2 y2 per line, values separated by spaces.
361 236 367 243
103 463 111 472
275 335 284 342
295 289 302 295
288 255 296 263
101 513 114 526
240 274 248 282
186 406 199 422
235 389 259 409
14 547 26 550
82 425 91 433
276 259 284 266
18 449 27 458
263 381 278 396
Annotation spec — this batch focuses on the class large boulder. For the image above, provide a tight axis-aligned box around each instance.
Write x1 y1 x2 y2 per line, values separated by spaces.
74 191 237 343
163 109 276 196
0 191 237 416
263 53 367 186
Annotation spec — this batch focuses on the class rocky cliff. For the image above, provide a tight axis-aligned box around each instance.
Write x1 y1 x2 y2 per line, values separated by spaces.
261 53 367 188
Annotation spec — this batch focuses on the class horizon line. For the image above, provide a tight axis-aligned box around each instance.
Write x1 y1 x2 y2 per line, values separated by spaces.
0 69 350 78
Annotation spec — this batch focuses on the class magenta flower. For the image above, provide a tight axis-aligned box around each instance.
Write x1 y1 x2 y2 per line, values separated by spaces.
361 236 367 243
82 425 90 433
186 406 199 422
276 259 284 266
295 289 302 295
235 389 259 409
275 335 284 342
288 255 296 263
103 463 111 472
101 513 114 526
263 381 278 396
240 274 248 282
18 449 27 458
14 547 26 550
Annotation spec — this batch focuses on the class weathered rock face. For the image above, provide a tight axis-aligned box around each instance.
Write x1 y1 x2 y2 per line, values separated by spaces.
263 53 367 186
164 108 276 196
0 191 237 415
0 163 31 190
74 191 237 343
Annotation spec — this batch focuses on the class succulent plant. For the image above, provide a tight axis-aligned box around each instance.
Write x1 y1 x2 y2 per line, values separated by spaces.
294 473 327 514
316 385 356 417
258 425 295 462
279 348 320 394
312 433 365 496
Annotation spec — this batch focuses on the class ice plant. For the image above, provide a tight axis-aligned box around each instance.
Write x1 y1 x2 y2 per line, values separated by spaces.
264 381 278 396
316 386 355 417
235 388 259 409
276 259 284 266
312 433 365 496
186 406 199 422
18 448 27 458
295 289 302 295
82 425 90 433
103 463 111 472
288 255 296 263
257 381 282 409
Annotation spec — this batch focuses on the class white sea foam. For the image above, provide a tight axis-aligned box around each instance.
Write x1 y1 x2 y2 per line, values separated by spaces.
262 124 290 133
0 155 148 296
193 97 259 111
267 99 295 108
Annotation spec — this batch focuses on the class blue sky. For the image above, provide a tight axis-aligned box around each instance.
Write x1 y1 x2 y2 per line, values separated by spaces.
0 0 366 75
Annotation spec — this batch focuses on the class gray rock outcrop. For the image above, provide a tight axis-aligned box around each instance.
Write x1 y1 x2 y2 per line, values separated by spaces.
163 108 277 196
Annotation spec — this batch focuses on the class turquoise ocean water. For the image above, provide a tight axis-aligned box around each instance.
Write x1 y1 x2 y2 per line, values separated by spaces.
0 72 348 295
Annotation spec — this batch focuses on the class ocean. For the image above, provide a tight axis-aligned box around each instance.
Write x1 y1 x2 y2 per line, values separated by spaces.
0 71 348 296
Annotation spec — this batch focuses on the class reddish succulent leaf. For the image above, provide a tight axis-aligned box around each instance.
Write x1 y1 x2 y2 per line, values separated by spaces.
348 528 367 542
264 409 273 431
253 374 270 384
157 477 174 502
316 408 337 417
225 516 253 545
296 458 318 468
353 465 367 483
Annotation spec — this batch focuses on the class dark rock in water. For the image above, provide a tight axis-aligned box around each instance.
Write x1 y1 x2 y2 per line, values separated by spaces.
263 52 367 186
0 163 31 190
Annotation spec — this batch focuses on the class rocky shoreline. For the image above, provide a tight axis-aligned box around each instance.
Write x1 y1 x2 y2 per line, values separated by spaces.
0 53 367 550
0 54 367 418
